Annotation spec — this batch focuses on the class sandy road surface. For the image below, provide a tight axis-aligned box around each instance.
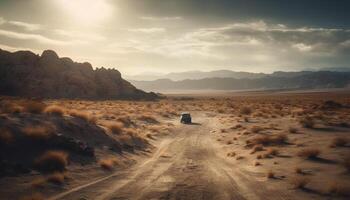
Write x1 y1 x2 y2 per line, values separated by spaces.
48 112 302 200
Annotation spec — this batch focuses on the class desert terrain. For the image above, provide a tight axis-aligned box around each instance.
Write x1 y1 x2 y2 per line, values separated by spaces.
1 91 350 200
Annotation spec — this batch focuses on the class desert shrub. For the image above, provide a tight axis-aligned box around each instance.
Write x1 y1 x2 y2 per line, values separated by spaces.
288 127 298 133
46 172 65 185
267 170 275 178
0 101 23 113
99 157 119 170
107 122 124 135
22 125 53 140
251 133 288 146
69 110 96 123
30 178 46 189
266 148 279 156
297 148 320 159
240 107 252 115
254 161 261 166
295 167 303 174
44 105 65 116
227 152 236 157
251 144 264 154
117 116 134 127
0 129 13 144
236 156 244 160
327 182 350 197
35 151 68 173
299 116 315 128
291 176 310 189
251 126 263 133
343 155 350 172
20 193 44 200
330 137 348 147
22 100 46 114
137 114 159 124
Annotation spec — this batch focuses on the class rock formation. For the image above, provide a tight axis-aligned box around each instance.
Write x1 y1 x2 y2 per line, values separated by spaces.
0 49 158 99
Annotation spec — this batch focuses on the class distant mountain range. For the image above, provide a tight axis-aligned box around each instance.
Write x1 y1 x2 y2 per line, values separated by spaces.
126 68 350 81
0 49 157 99
130 71 350 92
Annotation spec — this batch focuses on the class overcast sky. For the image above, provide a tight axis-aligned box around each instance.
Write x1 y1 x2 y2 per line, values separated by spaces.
0 0 349 75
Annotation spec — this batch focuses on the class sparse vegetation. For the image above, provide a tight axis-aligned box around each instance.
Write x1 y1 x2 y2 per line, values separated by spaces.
291 176 310 189
299 116 315 128
35 151 68 173
44 105 65 116
267 170 275 179
327 182 350 197
240 107 252 115
20 193 44 200
22 100 47 114
330 137 348 147
107 122 124 135
297 148 320 159
99 157 119 170
46 172 65 185
22 125 53 140
69 110 96 123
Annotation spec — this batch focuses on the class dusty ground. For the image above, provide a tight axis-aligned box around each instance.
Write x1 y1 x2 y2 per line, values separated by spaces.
1 91 350 200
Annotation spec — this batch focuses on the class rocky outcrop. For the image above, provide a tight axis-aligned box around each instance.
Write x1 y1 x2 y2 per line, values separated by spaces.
0 49 158 99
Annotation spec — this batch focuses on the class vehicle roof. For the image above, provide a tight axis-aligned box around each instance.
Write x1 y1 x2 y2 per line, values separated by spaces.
181 112 190 115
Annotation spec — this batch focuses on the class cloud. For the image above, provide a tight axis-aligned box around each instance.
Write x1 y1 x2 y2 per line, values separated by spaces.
127 27 166 33
0 17 42 31
0 43 41 53
0 17 5 25
7 20 42 31
140 16 183 21
0 29 69 45
54 29 106 41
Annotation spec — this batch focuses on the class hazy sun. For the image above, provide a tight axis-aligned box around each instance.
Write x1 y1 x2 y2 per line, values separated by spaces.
55 0 113 25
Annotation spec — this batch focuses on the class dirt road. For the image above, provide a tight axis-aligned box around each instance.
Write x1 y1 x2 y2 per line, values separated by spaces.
48 113 301 200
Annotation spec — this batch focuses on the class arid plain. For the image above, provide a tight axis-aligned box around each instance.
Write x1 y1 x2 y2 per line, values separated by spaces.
1 91 350 200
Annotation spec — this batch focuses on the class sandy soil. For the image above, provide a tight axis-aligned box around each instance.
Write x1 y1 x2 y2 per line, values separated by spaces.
1 92 350 200
46 111 349 200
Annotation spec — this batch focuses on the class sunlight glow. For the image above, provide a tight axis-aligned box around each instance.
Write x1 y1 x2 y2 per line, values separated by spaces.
55 0 113 25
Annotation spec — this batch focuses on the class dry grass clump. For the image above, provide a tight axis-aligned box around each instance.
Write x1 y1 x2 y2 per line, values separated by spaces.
343 155 350 172
297 148 320 159
299 116 315 128
22 100 47 114
240 106 252 115
22 125 53 140
227 152 236 157
254 161 261 166
266 148 279 156
250 133 288 146
107 122 124 135
44 105 65 116
291 176 310 189
0 101 23 113
327 182 350 197
99 157 119 170
330 137 348 147
267 170 275 178
288 127 298 133
251 126 263 133
251 144 264 154
0 129 13 144
30 178 47 189
69 110 96 123
46 172 66 185
35 151 68 173
295 167 303 174
137 114 159 124
20 193 44 200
